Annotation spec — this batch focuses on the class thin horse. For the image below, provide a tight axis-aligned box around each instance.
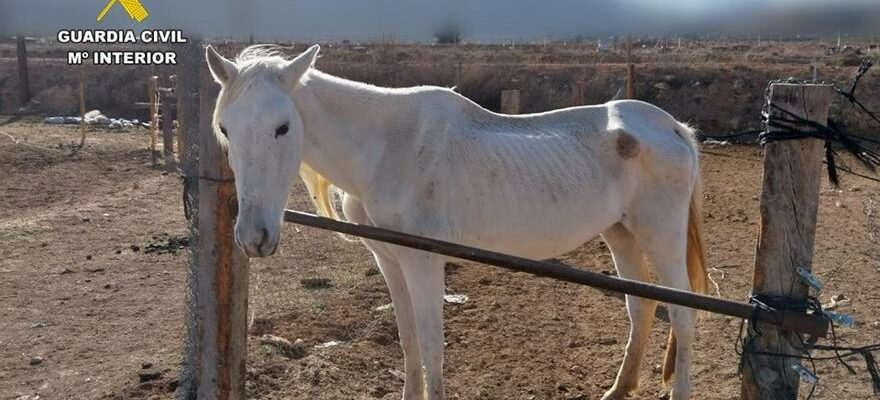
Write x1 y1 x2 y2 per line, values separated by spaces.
206 44 708 400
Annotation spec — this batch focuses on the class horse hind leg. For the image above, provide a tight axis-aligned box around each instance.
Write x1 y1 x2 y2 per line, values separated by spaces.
629 208 697 400
600 223 657 400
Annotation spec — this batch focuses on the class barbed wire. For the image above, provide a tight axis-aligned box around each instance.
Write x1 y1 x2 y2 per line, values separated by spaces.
701 60 880 186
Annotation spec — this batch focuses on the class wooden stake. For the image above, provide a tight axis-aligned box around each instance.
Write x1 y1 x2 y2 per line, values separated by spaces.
78 64 87 149
625 36 636 100
16 36 31 106
149 76 159 165
625 64 636 100
500 89 520 114
572 80 586 106
191 69 249 400
160 79 177 170
741 83 833 400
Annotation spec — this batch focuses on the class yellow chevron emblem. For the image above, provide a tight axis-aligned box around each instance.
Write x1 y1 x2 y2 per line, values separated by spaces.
97 0 150 23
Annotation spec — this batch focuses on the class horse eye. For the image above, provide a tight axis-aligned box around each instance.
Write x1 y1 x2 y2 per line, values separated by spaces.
275 124 289 138
219 125 228 137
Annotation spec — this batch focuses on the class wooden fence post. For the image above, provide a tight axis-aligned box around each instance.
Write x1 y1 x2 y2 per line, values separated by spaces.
501 89 520 114
16 35 31 106
148 76 159 165
572 80 586 106
740 83 833 400
78 65 87 148
189 68 250 400
625 35 635 100
160 79 177 170
625 64 636 100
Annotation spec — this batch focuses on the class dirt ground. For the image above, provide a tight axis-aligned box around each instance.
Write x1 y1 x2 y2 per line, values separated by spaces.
1 120 879 400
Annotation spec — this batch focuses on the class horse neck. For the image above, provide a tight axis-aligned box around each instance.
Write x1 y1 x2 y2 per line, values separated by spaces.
293 70 409 197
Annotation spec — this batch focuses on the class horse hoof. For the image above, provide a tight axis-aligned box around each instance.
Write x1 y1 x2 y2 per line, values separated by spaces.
601 385 636 400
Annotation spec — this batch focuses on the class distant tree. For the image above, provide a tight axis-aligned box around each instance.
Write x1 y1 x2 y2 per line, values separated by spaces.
434 24 462 45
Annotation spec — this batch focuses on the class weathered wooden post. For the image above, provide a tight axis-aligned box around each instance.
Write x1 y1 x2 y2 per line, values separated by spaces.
148 76 160 165
741 83 833 399
501 89 520 114
78 65 87 149
160 79 177 170
16 35 31 106
625 36 636 100
177 38 249 399
572 80 586 106
188 66 250 400
625 65 636 100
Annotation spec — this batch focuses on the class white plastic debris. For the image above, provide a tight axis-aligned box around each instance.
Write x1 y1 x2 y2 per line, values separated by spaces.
315 340 342 349
444 294 469 304
375 303 393 311
822 294 850 311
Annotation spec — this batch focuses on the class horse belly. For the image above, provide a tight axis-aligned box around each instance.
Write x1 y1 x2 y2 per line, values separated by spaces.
455 193 620 260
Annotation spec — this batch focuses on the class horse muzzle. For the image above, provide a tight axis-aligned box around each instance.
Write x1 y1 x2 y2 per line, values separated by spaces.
234 223 280 258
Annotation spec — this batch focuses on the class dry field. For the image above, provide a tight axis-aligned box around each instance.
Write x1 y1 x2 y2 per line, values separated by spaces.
1 116 879 400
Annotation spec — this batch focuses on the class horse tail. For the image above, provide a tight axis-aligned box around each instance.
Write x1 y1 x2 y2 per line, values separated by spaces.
663 122 708 387
299 163 343 220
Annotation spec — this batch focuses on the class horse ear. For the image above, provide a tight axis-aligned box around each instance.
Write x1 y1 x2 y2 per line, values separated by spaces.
282 44 320 86
205 45 237 85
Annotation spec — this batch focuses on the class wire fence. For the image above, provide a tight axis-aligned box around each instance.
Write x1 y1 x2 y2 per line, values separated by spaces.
701 61 880 186
708 61 880 399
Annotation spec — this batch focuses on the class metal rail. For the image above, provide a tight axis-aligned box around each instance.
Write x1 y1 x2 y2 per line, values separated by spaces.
283 209 829 338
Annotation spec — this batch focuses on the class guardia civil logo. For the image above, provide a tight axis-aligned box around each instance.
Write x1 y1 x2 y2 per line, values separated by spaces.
97 0 150 23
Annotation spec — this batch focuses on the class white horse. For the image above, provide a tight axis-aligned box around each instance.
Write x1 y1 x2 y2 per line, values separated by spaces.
206 44 708 400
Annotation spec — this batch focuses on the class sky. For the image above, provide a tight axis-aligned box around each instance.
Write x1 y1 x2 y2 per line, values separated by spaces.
1 0 878 41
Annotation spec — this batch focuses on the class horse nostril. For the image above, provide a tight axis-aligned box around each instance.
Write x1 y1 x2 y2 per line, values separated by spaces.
260 228 269 246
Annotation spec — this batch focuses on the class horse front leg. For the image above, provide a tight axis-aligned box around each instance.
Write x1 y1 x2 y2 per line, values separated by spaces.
398 251 446 400
372 252 426 399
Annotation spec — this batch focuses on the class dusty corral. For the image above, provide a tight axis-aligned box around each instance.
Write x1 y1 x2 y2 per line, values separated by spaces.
1 117 879 399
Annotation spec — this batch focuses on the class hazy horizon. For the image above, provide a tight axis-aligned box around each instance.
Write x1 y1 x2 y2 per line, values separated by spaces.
1 0 879 42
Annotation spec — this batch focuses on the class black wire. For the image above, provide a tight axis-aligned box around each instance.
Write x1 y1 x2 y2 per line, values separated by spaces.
698 129 764 141
701 60 880 188
835 61 880 127
823 162 880 184
735 293 880 399
711 60 880 400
